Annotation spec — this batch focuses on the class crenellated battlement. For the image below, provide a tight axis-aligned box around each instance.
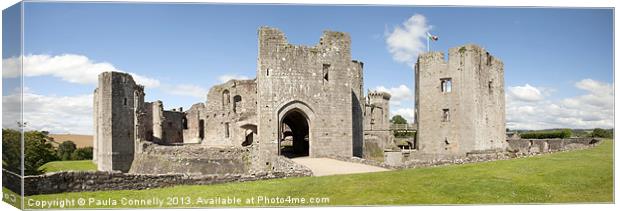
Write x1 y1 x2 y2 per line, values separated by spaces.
368 91 391 100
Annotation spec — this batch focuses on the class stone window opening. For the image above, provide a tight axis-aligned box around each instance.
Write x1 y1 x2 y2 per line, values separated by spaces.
488 80 493 94
441 78 452 93
233 95 242 113
442 109 450 122
486 52 492 66
123 98 127 106
182 117 188 129
323 64 330 83
222 90 230 109
198 119 205 139
266 68 270 76
224 123 230 138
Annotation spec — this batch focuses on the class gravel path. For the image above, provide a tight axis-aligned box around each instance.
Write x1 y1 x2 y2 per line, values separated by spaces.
291 157 389 176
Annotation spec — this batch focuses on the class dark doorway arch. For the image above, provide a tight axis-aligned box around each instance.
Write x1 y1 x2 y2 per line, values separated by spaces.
279 109 310 158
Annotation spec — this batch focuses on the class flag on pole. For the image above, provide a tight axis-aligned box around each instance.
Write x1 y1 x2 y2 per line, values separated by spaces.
426 32 439 41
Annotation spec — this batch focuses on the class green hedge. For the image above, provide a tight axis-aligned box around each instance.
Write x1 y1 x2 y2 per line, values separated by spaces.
520 129 572 139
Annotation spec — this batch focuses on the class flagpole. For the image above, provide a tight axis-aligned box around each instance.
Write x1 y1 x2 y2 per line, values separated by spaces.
427 35 430 52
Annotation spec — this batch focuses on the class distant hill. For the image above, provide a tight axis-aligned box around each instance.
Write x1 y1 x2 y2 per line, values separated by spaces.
48 134 93 148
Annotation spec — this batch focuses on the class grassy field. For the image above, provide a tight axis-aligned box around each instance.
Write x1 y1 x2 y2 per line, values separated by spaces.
38 160 97 173
48 134 93 148
12 140 614 208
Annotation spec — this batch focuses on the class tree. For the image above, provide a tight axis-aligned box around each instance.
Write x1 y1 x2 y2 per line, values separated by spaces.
24 130 59 175
2 129 22 174
592 128 613 138
3 129 59 175
57 141 77 161
391 115 408 124
71 147 93 160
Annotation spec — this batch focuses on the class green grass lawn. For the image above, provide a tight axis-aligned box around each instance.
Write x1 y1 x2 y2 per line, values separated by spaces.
38 160 97 173
15 140 614 208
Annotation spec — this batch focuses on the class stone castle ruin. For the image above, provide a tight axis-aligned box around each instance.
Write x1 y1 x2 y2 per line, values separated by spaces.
413 45 507 159
94 27 381 173
2 27 603 197
92 27 536 175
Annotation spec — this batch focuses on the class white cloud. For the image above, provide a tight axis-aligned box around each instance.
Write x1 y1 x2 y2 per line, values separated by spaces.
163 84 208 99
2 88 93 135
217 74 251 83
506 79 613 130
2 54 160 88
385 14 431 65
507 84 544 102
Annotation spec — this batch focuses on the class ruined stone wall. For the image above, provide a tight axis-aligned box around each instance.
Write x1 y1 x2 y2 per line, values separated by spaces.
130 143 252 175
20 169 311 196
415 44 506 156
137 102 154 145
94 72 142 172
506 138 600 154
161 110 185 144
256 27 363 169
183 103 205 144
2 169 22 196
194 79 258 147
350 61 365 158
151 101 165 144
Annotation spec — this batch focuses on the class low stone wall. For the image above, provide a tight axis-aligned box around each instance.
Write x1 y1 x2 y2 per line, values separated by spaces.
506 138 600 154
2 169 22 195
130 143 252 175
396 138 601 169
332 138 601 170
21 169 310 196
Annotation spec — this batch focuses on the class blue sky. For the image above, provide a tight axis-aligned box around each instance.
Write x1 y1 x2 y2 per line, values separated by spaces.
2 2 614 134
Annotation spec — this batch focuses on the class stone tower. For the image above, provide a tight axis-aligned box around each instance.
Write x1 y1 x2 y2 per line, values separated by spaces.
366 91 391 131
93 72 144 172
255 27 364 169
414 44 506 157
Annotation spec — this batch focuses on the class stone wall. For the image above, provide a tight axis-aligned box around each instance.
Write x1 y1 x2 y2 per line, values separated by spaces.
198 79 258 147
20 169 310 196
182 103 205 144
161 110 185 144
334 138 602 170
506 138 601 154
415 44 506 156
129 143 252 175
2 169 22 195
401 138 601 168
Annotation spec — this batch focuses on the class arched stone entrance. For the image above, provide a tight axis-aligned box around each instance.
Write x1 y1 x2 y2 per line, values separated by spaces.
277 101 314 158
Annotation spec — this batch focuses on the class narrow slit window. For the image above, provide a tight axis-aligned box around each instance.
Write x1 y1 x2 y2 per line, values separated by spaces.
123 98 127 105
486 52 492 65
323 64 330 83
442 109 450 122
224 123 230 138
441 78 452 93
